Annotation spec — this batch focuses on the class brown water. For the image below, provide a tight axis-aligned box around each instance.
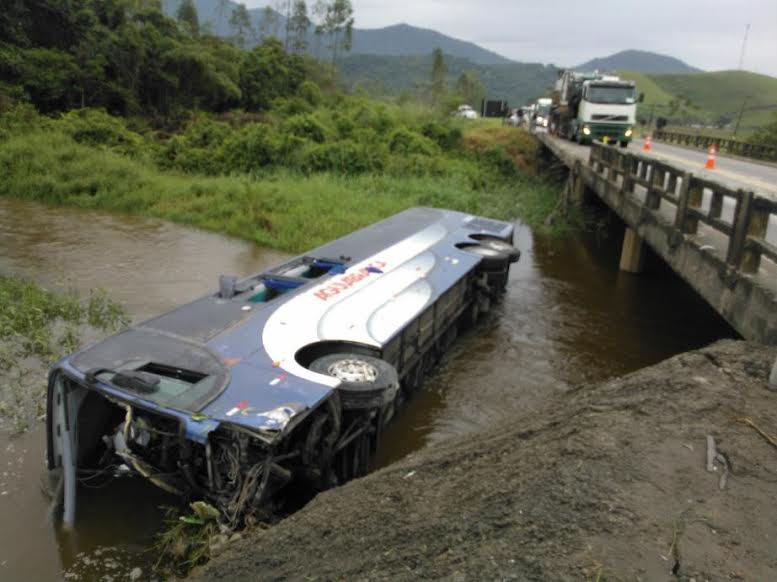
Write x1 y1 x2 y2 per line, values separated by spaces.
0 197 736 580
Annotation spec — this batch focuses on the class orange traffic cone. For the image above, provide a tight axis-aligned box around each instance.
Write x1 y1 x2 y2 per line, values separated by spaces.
705 144 717 169
643 135 652 151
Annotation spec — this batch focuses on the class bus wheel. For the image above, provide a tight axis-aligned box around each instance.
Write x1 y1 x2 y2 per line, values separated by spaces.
471 237 520 263
310 354 399 411
460 245 509 270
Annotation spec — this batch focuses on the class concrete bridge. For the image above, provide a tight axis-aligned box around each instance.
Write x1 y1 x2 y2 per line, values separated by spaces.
536 132 777 345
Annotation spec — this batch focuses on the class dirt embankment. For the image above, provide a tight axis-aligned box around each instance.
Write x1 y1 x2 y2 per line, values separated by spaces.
192 340 777 581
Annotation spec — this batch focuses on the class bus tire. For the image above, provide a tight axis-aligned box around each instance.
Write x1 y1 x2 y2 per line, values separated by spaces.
461 245 509 270
310 354 399 410
473 237 521 263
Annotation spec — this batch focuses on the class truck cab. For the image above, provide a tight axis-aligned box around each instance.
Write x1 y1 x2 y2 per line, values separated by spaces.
576 77 638 146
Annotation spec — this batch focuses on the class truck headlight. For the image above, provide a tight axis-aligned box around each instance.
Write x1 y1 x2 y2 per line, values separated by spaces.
583 126 591 136
625 128 633 137
542 119 548 127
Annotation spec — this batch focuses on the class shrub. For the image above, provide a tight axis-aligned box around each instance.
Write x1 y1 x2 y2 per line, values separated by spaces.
0 103 51 139
388 128 439 156
160 116 232 173
56 108 145 156
282 114 327 143
271 96 313 116
298 80 323 107
220 123 285 173
421 122 462 150
299 140 386 175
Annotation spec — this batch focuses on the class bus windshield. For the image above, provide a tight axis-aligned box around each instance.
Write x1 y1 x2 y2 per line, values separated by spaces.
586 85 636 105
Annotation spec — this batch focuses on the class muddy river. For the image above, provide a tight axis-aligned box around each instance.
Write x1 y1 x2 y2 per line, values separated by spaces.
0 196 736 580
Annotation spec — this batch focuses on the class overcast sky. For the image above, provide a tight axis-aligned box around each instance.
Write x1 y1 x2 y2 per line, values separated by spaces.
243 0 777 76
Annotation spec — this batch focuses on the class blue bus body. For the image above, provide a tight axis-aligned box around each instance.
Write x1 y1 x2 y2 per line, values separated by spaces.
47 207 518 525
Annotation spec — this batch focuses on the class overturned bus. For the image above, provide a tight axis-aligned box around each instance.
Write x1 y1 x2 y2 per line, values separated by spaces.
47 208 520 526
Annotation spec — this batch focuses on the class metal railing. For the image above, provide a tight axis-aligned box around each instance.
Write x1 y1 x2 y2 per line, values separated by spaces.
654 130 777 162
589 143 777 275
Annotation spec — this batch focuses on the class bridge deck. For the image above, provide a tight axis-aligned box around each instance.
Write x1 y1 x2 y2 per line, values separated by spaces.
537 132 777 344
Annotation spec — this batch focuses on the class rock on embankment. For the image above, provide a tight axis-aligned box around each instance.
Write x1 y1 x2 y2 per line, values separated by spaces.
192 340 777 581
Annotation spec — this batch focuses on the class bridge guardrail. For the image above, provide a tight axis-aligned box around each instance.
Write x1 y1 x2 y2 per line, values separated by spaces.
653 130 777 163
590 143 777 275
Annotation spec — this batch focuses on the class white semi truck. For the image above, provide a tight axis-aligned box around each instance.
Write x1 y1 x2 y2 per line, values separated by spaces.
551 71 642 147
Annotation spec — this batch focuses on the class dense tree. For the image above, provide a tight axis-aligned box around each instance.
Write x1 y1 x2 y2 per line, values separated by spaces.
311 0 328 58
229 3 253 48
455 70 484 106
239 38 305 111
176 0 199 36
258 6 280 40
0 0 247 115
289 1 311 53
320 0 354 68
430 48 447 104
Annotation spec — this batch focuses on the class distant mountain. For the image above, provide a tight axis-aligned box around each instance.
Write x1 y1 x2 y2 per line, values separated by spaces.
162 0 512 65
349 24 510 65
575 50 701 74
338 54 558 107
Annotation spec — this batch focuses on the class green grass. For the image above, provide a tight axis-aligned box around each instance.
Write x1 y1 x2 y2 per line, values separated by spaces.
0 130 563 254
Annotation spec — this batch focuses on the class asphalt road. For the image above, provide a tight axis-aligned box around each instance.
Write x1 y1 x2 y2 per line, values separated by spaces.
548 133 777 197
631 138 777 197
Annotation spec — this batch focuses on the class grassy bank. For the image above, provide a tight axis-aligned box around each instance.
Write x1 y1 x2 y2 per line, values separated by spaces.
0 274 127 432
0 130 559 253
0 100 570 254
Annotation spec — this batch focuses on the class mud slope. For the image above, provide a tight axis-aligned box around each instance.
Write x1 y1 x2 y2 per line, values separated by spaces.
192 340 777 581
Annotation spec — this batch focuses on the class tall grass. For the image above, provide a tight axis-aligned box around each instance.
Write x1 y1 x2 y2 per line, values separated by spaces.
0 130 562 253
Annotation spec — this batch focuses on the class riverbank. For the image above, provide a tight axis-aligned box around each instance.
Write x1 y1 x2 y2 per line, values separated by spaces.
191 339 777 581
0 274 127 433
0 104 571 255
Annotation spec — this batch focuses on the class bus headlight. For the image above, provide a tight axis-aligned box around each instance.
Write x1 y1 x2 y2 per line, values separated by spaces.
625 128 633 137
583 126 591 136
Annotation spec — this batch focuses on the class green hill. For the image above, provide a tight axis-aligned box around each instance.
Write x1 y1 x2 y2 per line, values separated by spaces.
617 70 675 105
615 69 777 132
650 70 777 130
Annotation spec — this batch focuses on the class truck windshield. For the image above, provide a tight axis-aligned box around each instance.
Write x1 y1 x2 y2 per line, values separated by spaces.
537 105 551 117
586 85 636 105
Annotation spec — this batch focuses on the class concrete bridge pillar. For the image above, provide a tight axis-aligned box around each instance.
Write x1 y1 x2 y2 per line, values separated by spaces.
619 227 645 273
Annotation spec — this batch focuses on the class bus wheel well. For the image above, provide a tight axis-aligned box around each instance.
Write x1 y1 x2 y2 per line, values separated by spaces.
295 341 381 370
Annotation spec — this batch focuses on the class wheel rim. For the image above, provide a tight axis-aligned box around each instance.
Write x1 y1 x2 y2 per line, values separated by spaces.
328 359 378 383
465 246 501 257
483 240 511 252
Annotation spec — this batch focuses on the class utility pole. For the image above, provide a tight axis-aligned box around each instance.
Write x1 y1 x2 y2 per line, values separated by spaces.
737 23 750 70
733 95 751 137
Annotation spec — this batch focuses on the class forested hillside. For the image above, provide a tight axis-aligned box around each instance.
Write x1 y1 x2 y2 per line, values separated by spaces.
0 0 308 115
339 54 558 108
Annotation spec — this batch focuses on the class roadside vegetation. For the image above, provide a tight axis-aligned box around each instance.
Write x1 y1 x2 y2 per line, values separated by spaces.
0 274 128 433
0 1 571 256
0 99 567 253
